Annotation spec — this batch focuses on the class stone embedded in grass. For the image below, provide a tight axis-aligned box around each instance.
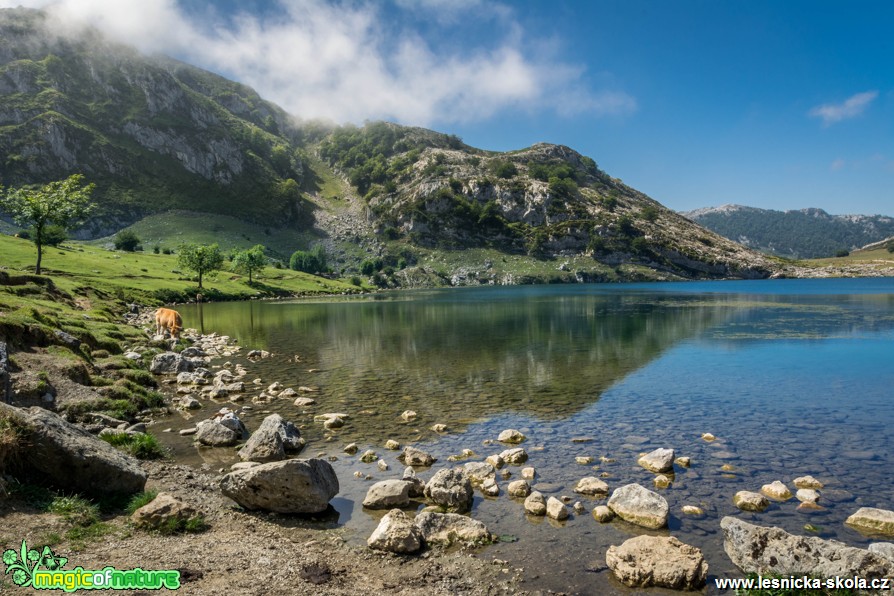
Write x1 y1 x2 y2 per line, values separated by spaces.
131 493 197 531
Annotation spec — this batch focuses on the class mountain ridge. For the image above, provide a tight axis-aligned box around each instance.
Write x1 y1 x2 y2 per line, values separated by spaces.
0 7 779 284
684 204 894 259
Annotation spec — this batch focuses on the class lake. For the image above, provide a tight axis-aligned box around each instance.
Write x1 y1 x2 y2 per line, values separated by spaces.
160 278 894 594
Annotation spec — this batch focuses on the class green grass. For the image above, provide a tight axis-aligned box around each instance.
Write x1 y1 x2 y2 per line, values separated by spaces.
99 431 167 460
155 515 209 536
47 495 101 526
125 490 159 515
734 573 857 596
1 232 363 303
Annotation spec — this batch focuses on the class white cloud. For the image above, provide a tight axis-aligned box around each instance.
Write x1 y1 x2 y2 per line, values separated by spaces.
2 0 636 126
809 91 878 126
830 158 845 171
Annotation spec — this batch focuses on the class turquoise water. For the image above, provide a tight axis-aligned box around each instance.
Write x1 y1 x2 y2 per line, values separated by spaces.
163 278 894 594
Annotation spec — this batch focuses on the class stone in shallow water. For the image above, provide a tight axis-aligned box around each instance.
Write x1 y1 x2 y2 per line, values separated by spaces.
593 505 614 522
546 497 569 521
638 448 675 473
733 491 770 512
524 491 547 516
796 488 820 505
846 507 894 536
760 480 792 501
607 484 669 529
574 477 609 496
498 429 526 444
793 475 824 489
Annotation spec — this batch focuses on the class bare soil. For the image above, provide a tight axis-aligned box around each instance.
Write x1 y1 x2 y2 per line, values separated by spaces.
1 459 527 595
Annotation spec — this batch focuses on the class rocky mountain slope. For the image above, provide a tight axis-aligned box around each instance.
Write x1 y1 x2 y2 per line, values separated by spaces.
0 7 779 284
684 204 894 259
0 7 311 236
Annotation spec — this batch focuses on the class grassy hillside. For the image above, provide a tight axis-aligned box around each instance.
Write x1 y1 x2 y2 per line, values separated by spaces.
0 233 363 305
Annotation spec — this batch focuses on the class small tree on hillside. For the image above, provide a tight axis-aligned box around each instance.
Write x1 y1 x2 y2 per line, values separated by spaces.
177 243 224 289
114 229 142 252
0 174 95 274
231 244 267 284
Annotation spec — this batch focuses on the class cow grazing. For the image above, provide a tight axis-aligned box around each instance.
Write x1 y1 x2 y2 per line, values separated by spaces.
155 308 183 340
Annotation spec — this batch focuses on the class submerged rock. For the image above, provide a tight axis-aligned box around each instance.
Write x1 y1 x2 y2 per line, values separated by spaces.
399 446 437 467
793 475 824 489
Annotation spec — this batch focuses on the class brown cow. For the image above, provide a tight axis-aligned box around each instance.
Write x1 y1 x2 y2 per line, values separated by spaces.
155 307 183 340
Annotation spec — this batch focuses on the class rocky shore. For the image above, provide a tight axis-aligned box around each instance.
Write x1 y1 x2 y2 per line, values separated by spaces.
3 308 894 594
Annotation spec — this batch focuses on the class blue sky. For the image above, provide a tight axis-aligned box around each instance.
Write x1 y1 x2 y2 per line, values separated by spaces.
8 0 893 215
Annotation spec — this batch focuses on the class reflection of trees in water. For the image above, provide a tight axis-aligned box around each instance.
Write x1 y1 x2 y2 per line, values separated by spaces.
180 294 731 426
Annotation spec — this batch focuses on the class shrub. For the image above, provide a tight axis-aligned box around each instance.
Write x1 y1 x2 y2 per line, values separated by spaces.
641 205 660 222
114 230 142 252
488 160 517 179
835 249 850 257
290 244 328 274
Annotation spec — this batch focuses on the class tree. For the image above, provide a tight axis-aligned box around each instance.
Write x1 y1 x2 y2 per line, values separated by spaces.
289 244 328 274
114 229 142 252
0 174 95 274
177 243 224 289
231 244 267 284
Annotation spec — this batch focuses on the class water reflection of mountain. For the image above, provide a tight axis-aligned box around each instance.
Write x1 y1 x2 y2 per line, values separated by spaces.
178 291 730 437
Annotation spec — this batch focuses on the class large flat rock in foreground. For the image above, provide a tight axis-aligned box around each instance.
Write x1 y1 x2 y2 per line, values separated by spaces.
0 402 146 495
721 516 894 589
219 458 339 513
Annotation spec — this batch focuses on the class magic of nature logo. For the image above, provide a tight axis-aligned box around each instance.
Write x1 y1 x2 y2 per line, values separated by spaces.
2 539 180 591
